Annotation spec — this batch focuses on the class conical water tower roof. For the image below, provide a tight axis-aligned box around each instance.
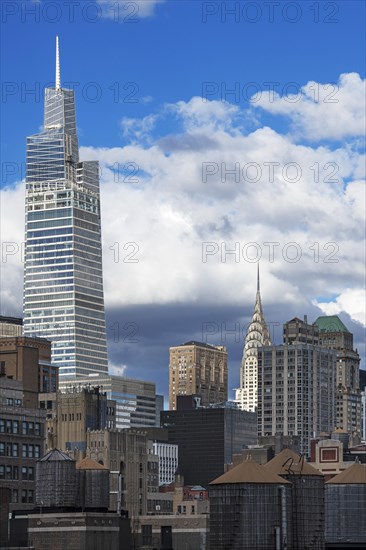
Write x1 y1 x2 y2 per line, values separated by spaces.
39 448 74 462
265 448 322 476
326 463 366 484
210 457 291 485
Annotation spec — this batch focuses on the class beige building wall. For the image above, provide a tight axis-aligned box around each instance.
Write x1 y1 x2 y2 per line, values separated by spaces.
169 342 227 410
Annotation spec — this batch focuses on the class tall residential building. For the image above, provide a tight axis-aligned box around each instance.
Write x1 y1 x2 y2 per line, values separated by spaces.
168 341 228 411
315 316 361 435
23 37 108 380
235 266 271 412
257 338 337 455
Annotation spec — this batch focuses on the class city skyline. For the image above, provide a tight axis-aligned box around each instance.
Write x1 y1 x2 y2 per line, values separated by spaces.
1 1 365 401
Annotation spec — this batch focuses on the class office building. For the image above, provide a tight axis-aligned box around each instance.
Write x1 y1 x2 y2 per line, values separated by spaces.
47 386 116 455
60 374 157 429
0 336 57 409
161 403 257 487
23 37 108 380
257 336 337 455
169 341 228 410
0 316 23 337
235 266 271 412
152 441 179 485
315 316 362 435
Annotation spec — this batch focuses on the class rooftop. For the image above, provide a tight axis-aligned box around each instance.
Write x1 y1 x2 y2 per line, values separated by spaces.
314 315 349 333
39 448 74 462
326 463 366 484
265 448 323 476
210 458 291 485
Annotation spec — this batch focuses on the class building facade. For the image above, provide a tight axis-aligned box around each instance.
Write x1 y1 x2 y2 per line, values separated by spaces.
315 316 362 436
0 317 23 337
0 336 57 408
161 404 257 487
86 428 165 518
169 341 228 410
60 374 157 429
235 267 271 412
152 441 179 485
257 341 337 455
0 377 46 511
23 37 108 380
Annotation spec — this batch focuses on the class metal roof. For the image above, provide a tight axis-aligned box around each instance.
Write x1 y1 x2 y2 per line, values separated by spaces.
314 315 349 333
265 448 323 476
39 448 74 462
210 458 291 485
326 463 366 484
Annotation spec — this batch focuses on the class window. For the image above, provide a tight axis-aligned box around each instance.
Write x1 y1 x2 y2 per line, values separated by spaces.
13 420 19 434
35 445 40 459
12 490 18 503
0 465 4 479
0 442 4 456
142 525 152 546
0 420 4 433
22 444 27 458
12 443 18 457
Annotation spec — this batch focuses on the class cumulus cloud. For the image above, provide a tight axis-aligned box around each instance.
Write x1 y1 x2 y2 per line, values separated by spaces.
314 289 366 327
1 74 365 340
252 73 366 142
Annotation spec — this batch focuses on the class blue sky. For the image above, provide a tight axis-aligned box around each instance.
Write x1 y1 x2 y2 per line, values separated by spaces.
1 0 365 399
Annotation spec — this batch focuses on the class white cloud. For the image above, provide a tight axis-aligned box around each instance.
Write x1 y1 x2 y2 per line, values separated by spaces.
1 74 365 332
120 114 158 142
314 289 366 327
108 362 128 376
97 0 164 19
252 73 366 141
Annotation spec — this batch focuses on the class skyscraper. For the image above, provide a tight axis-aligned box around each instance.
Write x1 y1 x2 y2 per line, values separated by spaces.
257 323 337 455
315 315 361 435
235 266 271 412
168 341 228 410
23 38 108 380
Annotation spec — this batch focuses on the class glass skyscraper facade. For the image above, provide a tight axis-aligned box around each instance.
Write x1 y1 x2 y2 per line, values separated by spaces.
23 39 108 379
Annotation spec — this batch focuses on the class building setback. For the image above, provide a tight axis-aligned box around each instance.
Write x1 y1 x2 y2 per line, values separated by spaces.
257 340 337 455
161 405 257 487
169 341 228 410
23 37 108 380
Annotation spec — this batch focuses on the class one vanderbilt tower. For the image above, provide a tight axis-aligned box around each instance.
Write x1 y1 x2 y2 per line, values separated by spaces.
23 37 108 380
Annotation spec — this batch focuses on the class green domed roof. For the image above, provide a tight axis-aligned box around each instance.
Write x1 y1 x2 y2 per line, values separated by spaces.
314 315 349 333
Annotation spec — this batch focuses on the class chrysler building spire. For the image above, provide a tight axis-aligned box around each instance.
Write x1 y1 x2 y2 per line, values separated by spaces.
235 265 271 412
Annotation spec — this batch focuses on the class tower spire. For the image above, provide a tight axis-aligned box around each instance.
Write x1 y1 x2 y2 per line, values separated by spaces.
257 262 260 293
55 36 61 91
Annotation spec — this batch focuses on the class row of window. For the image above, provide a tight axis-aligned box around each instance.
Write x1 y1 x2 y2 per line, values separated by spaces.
0 465 34 481
0 442 41 458
0 420 42 436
